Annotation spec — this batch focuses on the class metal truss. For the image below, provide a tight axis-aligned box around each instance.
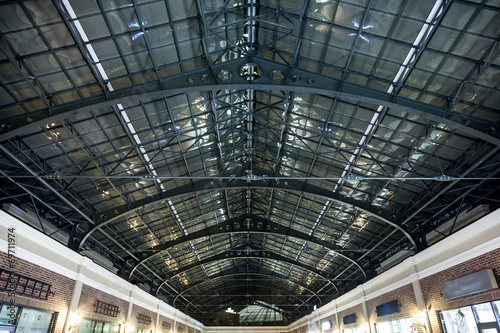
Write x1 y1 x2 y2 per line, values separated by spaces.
1 57 498 146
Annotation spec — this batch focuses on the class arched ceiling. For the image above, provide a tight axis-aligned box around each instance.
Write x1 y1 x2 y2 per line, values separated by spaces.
1 0 500 326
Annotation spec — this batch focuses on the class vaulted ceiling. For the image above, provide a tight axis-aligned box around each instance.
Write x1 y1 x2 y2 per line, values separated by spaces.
1 0 499 326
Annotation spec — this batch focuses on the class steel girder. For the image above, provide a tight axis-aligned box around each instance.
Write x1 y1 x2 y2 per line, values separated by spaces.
173 272 323 307
193 294 304 319
77 166 417 252
183 283 307 316
1 57 498 146
155 249 339 294
126 214 369 280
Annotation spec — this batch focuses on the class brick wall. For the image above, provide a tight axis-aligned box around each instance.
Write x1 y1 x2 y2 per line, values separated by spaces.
177 322 186 333
158 315 174 333
130 304 156 332
338 303 363 330
367 283 418 325
76 284 129 325
421 248 500 333
0 250 75 333
326 314 337 331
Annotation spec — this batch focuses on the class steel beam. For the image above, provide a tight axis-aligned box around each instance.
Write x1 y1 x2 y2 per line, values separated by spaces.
173 272 323 307
79 166 416 253
126 214 367 279
184 283 306 315
1 57 497 146
155 249 338 294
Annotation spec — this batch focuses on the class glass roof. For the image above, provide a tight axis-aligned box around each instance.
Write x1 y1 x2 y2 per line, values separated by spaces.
0 0 499 327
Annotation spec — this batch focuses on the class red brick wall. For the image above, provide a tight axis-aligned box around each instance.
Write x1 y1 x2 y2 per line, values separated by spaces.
316 314 336 331
338 303 364 330
367 283 418 325
0 250 196 333
176 323 186 333
158 315 173 332
130 304 156 332
0 251 75 333
76 284 129 325
421 248 500 333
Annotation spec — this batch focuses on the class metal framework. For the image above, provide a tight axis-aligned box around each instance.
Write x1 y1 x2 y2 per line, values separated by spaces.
0 0 499 326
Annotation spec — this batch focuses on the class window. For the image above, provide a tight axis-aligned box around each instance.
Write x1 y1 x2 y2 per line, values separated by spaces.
77 319 120 333
16 308 54 333
439 301 500 333
375 317 417 333
0 304 20 325
133 329 151 333
440 306 478 333
473 303 496 323
343 326 365 333
0 304 55 333
492 301 500 322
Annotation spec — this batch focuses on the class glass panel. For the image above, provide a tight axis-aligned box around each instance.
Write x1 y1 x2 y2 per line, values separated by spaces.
344 327 365 333
441 307 479 333
399 317 418 333
474 303 497 323
391 320 401 333
94 322 103 333
480 329 497 333
77 319 96 333
16 308 54 333
376 322 391 333
0 324 16 333
492 301 500 323
375 318 417 333
0 305 20 325
102 323 120 333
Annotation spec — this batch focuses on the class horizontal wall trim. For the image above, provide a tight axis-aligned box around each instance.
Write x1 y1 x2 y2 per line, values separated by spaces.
1 207 499 333
289 207 500 330
0 210 203 330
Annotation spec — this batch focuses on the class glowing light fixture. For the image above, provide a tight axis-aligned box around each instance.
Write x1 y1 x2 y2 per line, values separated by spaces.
322 320 332 330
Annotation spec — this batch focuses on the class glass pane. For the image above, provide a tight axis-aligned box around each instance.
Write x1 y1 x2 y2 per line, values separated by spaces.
392 320 401 333
95 322 103 333
0 324 16 333
0 305 20 324
492 301 500 323
344 327 365 333
16 308 54 333
474 303 496 323
102 323 119 333
77 319 96 333
480 329 498 333
399 317 418 333
376 318 418 333
376 322 392 333
441 307 479 333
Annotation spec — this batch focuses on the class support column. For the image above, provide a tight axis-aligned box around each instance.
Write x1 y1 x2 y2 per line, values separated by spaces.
125 286 135 333
409 258 432 333
172 310 178 333
155 301 161 333
361 299 371 333
334 304 340 333
359 286 371 333
62 257 92 333
306 313 316 333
